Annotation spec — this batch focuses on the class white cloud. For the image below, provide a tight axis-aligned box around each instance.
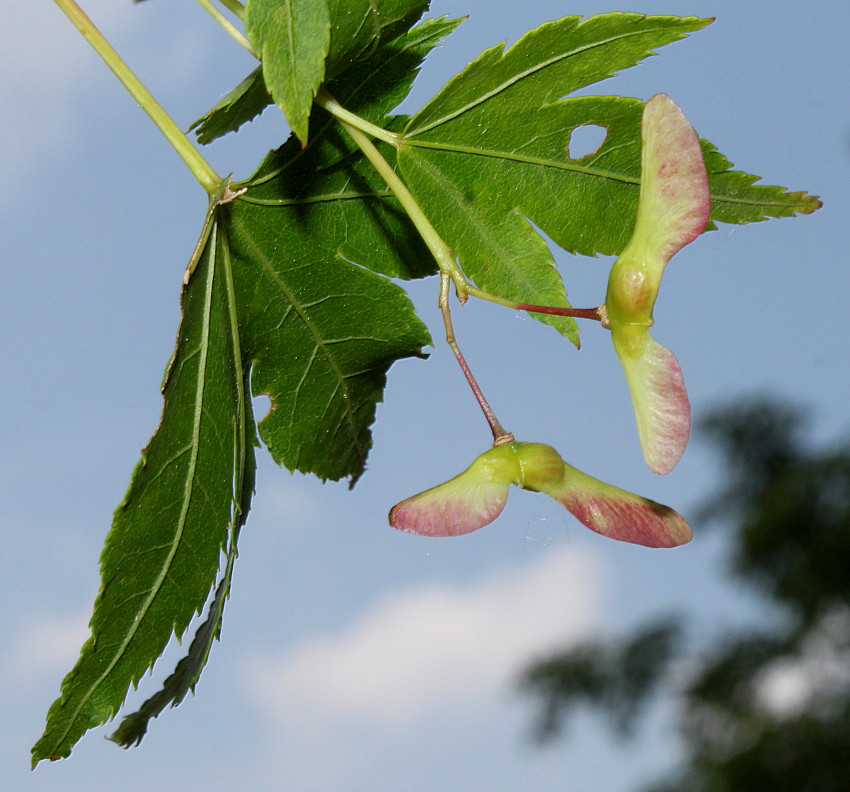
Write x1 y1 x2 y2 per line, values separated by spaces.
241 547 602 728
756 658 811 718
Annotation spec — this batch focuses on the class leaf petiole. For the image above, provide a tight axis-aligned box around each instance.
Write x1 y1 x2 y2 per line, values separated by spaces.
333 112 469 296
314 89 401 147
53 0 222 195
194 0 256 56
467 286 604 321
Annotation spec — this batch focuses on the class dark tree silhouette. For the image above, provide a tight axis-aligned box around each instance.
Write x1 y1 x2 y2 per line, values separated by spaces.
519 398 850 792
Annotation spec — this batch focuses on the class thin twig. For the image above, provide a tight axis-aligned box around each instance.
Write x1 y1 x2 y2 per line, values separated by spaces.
440 275 514 446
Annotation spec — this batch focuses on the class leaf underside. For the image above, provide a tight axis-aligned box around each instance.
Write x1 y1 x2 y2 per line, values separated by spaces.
32 214 255 766
189 66 272 146
227 206 431 483
192 14 462 149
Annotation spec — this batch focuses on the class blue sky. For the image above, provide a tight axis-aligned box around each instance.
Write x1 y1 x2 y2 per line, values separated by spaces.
2 1 848 790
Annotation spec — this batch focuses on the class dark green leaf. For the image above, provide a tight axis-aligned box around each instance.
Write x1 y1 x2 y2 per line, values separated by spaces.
240 120 434 280
31 208 255 765
194 13 460 159
106 460 251 749
308 15 463 169
109 304 258 747
224 141 433 480
245 0 332 144
325 0 428 80
326 15 462 125
190 66 272 146
243 0 432 145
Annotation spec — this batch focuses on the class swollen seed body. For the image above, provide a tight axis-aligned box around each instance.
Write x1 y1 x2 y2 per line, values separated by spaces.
605 255 657 324
514 443 565 492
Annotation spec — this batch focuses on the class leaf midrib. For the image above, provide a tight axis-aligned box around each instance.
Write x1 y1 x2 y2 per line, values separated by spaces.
403 138 640 185
110 228 249 744
401 140 809 210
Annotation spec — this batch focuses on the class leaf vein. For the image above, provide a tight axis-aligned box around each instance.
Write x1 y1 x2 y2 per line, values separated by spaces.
234 217 366 459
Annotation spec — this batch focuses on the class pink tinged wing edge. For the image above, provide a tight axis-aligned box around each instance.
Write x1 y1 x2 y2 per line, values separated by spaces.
636 93 711 264
389 468 509 537
544 463 692 548
614 330 691 475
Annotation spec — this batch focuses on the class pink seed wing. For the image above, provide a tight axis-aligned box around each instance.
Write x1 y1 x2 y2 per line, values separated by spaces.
389 468 509 537
546 462 692 548
628 93 711 267
613 329 691 475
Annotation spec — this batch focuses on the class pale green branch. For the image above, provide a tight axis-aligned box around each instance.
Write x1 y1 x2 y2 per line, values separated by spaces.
53 0 221 194
333 115 468 297
195 0 256 56
315 89 401 147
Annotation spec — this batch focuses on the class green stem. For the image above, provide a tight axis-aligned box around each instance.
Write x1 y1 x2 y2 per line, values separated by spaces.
53 0 221 194
195 0 256 56
334 116 469 296
315 89 401 147
329 99 603 324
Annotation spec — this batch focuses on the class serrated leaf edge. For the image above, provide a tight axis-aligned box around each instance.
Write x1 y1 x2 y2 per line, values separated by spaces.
405 14 710 138
32 223 237 766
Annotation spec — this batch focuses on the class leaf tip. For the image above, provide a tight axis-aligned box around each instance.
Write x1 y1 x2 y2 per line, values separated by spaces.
799 193 823 215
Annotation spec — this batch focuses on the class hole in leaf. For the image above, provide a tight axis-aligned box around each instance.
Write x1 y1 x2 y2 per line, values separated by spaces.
253 393 272 420
567 124 607 160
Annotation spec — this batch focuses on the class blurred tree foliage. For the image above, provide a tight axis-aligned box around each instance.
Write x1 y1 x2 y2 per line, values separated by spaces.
519 398 850 792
